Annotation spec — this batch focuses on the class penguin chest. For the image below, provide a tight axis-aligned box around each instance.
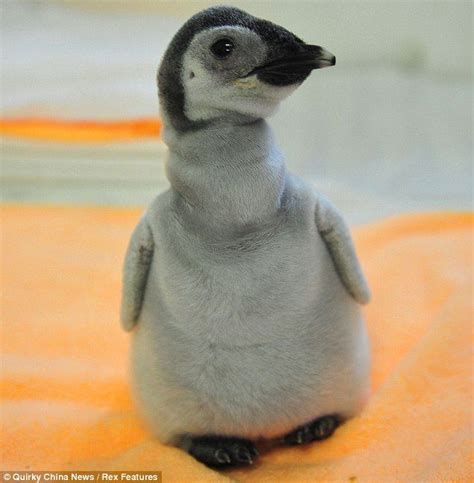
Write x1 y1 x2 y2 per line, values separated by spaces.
152 224 332 344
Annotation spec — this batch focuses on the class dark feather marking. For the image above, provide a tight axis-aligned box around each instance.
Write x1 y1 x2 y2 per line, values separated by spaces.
158 6 305 132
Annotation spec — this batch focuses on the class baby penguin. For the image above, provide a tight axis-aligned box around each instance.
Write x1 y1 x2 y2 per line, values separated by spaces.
121 5 371 468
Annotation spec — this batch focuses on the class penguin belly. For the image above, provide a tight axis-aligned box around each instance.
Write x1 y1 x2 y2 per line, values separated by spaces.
130 212 370 444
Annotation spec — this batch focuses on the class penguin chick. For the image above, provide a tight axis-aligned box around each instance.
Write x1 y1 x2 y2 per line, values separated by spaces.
121 5 371 468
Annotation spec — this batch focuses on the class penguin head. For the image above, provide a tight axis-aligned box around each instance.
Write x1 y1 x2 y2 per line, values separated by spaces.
158 6 335 131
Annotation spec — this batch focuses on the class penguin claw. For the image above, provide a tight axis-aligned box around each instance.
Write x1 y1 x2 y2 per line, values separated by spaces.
186 435 259 467
283 414 340 446
214 448 231 464
313 415 337 440
234 446 253 464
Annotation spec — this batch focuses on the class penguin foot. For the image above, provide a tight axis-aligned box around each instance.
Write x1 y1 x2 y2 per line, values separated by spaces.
282 414 340 445
187 435 259 467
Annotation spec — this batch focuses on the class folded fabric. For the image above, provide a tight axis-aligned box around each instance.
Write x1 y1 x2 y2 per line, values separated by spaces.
1 205 472 481
0 118 161 142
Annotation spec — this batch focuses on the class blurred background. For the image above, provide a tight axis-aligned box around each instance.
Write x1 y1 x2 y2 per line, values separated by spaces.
1 0 472 224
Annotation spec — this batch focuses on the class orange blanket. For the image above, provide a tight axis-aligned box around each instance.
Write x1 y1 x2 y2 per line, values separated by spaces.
1 205 472 481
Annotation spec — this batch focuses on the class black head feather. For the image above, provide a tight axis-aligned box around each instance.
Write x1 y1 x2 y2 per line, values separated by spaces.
157 6 305 132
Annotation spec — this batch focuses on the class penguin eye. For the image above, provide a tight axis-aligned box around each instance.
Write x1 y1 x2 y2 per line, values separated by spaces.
210 38 234 59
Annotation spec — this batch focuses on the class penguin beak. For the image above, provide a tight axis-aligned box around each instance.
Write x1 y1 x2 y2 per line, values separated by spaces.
245 45 336 86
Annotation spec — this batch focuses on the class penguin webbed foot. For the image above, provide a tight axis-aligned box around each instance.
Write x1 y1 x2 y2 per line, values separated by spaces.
282 414 340 445
185 435 259 467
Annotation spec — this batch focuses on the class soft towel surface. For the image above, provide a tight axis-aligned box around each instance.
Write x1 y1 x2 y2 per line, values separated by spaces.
1 205 472 481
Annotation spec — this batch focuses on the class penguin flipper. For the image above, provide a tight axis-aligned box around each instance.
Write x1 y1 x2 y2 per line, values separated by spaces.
120 216 155 331
314 195 371 305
